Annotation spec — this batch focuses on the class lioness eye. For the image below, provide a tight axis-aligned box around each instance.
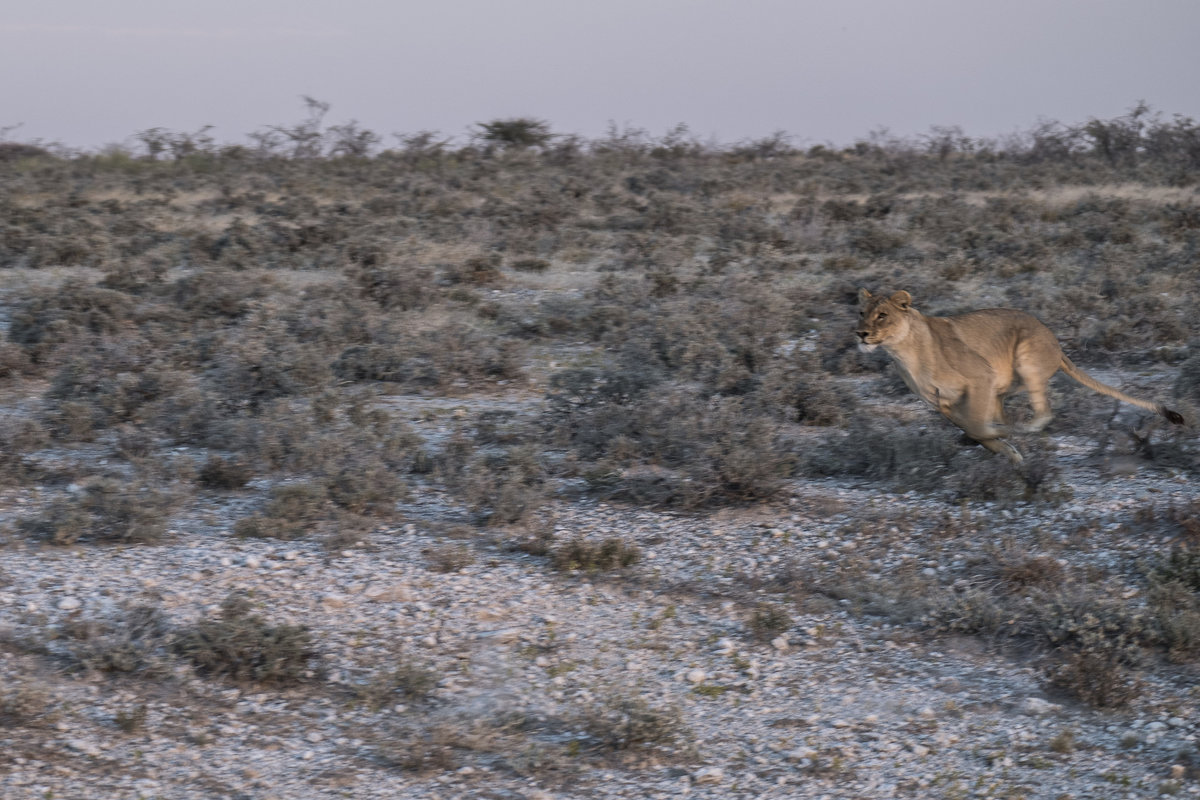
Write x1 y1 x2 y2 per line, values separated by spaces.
877 312 887 319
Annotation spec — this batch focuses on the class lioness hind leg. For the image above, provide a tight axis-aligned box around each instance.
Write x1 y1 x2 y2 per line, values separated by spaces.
1021 386 1054 433
1015 359 1057 432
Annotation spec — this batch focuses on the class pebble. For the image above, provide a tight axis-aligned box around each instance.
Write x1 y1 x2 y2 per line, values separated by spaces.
3 435 1193 800
320 593 349 609
785 747 818 762
1020 697 1060 716
66 739 101 757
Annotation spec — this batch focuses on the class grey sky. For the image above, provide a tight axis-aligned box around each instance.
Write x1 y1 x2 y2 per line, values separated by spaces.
4 0 1198 150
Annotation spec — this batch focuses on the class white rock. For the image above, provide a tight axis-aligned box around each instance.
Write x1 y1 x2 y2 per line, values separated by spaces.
909 744 930 757
57 597 81 611
363 584 413 603
693 766 724 784
66 739 101 757
320 593 349 609
244 555 261 568
1020 697 1060 716
685 668 707 684
771 635 789 652
305 731 323 743
785 747 818 762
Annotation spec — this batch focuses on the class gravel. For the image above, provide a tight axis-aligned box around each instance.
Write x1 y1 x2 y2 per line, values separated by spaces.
2 423 1199 799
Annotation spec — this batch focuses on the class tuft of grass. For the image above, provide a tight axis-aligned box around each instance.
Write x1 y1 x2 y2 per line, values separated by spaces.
426 544 475 573
747 602 793 642
549 537 640 573
579 693 688 752
351 659 440 710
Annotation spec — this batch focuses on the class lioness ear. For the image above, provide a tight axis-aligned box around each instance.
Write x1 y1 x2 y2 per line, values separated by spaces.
857 288 873 305
889 290 911 310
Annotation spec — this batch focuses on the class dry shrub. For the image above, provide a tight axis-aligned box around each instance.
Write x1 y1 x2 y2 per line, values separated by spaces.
8 281 137 364
548 372 795 508
426 544 475 573
349 261 440 310
197 455 254 489
20 479 175 545
173 593 317 685
1037 593 1151 707
351 658 439 710
442 443 546 525
1147 580 1200 662
0 682 58 729
332 323 525 389
369 711 531 774
994 552 1067 591
579 693 687 753
549 537 641 573
0 415 47 485
804 417 960 490
64 603 171 676
747 602 793 642
235 482 329 541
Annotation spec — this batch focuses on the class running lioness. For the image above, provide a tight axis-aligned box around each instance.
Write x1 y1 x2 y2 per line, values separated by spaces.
856 289 1184 463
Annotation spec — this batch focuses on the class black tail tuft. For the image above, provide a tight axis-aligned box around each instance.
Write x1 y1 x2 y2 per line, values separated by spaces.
1162 407 1185 425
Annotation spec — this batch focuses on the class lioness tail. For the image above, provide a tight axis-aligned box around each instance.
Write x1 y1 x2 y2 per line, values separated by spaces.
1060 356 1184 424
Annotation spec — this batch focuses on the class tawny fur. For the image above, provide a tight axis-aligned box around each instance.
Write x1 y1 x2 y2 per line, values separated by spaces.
856 289 1184 463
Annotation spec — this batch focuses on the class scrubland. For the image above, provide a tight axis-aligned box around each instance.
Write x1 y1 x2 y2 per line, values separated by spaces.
1 105 1199 798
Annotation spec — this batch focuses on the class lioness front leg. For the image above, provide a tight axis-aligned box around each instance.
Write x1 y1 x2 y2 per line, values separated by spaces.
949 392 1024 464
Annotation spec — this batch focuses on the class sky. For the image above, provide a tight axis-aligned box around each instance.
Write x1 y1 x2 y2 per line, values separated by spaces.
3 0 1198 151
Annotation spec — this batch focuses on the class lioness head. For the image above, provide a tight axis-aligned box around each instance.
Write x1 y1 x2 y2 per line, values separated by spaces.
856 289 912 352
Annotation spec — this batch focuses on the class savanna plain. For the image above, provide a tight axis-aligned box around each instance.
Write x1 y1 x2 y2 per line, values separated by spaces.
1 106 1200 799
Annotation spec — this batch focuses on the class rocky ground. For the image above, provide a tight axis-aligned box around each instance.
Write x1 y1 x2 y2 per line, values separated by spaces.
2 390 1198 800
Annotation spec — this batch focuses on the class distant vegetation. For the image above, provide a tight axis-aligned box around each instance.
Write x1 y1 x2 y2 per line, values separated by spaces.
1 101 1198 709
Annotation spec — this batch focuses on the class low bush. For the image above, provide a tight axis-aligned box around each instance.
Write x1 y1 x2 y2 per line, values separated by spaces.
804 417 960 490
747 602 793 642
172 593 317 685
0 683 58 729
579 693 687 753
64 603 171 676
549 537 641 573
197 455 254 490
351 658 439 710
19 479 175 545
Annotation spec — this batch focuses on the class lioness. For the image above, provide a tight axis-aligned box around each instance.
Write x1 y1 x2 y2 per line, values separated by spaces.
856 289 1184 463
